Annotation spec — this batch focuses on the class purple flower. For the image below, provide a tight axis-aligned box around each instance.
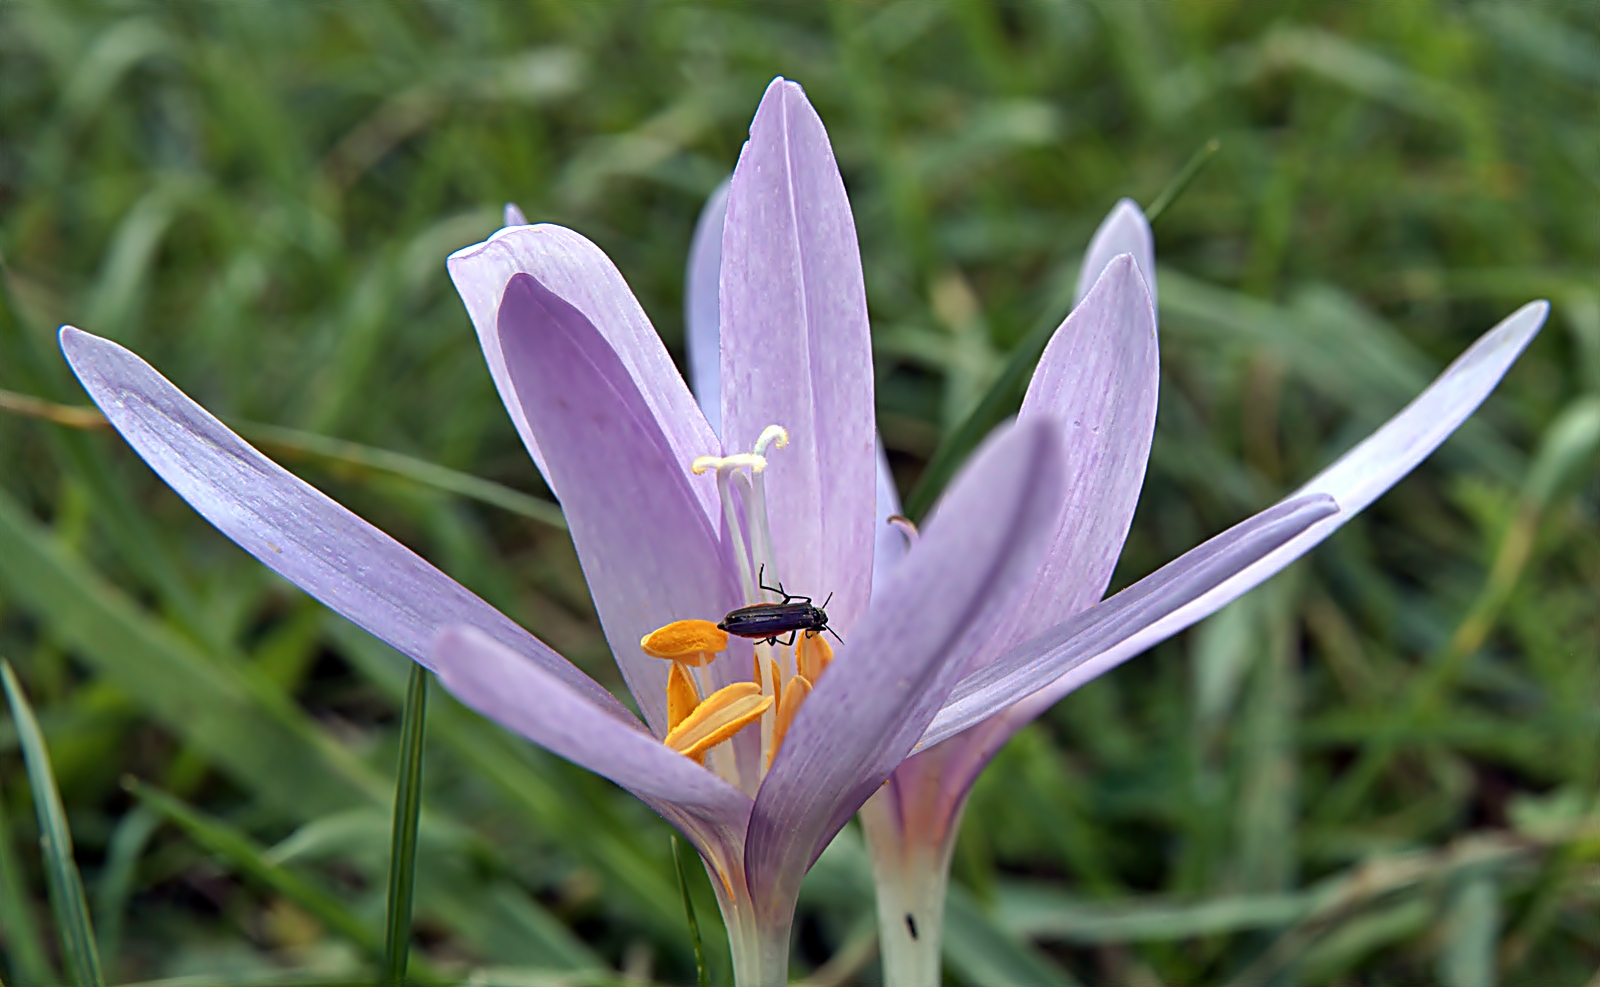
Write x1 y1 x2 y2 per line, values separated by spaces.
684 159 1548 982
64 78 1362 984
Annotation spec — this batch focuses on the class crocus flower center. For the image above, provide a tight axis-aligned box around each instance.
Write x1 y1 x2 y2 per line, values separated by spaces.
640 425 834 794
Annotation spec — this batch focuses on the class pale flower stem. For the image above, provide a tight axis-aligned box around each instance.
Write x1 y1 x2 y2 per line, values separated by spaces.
707 862 794 987
860 788 962 987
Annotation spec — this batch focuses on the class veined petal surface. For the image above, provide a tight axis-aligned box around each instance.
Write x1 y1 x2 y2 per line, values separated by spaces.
720 77 875 634
58 326 632 721
497 274 741 736
433 626 751 867
448 224 721 522
745 419 1066 919
1010 254 1158 643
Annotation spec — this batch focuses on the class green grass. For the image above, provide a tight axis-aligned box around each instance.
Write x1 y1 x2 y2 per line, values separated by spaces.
1 1 1597 983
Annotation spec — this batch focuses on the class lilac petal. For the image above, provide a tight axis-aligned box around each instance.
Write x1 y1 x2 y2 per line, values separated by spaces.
929 299 1547 745
1009 254 1158 642
999 299 1549 718
433 625 751 865
870 435 907 600
685 180 729 437
503 202 528 228
448 225 721 522
496 274 741 736
58 326 632 722
924 493 1339 747
720 77 875 634
1074 198 1156 311
744 418 1067 918
917 299 1550 815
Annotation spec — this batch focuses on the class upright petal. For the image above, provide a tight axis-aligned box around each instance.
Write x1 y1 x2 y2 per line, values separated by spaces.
720 77 875 634
1074 198 1156 311
58 327 632 722
1009 254 1158 642
503 202 529 228
744 419 1066 919
448 224 721 522
433 626 751 871
497 274 742 736
686 180 729 437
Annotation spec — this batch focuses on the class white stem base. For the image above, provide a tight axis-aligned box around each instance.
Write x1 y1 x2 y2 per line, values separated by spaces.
860 789 961 987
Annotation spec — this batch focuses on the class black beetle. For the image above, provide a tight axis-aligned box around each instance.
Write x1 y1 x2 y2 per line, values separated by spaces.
718 565 840 647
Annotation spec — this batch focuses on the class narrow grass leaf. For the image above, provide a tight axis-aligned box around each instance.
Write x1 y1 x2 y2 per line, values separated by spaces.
93 805 160 966
1144 137 1221 225
1 662 103 987
383 663 429 986
1438 872 1499 987
0 769 54 985
943 884 1080 987
672 835 710 987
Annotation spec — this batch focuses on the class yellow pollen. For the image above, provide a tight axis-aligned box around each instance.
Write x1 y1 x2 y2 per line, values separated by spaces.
664 682 774 760
768 673 811 768
797 631 833 682
666 662 701 732
641 620 728 666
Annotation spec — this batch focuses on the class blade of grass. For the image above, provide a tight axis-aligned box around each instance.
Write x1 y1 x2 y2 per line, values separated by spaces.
126 778 387 962
0 387 565 529
0 769 54 985
93 805 160 966
672 835 710 987
1144 138 1221 226
383 663 429 986
1 662 104 987
944 884 1081 987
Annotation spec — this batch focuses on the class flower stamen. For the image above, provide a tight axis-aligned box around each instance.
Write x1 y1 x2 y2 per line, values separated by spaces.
666 663 701 732
641 620 728 666
664 682 775 761
768 673 810 768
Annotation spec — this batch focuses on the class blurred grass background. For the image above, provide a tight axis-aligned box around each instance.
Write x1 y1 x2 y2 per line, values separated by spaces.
1 1 1598 984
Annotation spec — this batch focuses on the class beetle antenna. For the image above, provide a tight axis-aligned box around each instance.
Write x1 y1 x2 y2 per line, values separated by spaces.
820 591 833 610
826 625 844 645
